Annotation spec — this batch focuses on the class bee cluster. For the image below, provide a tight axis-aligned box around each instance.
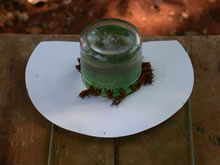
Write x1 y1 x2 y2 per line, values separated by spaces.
75 58 153 106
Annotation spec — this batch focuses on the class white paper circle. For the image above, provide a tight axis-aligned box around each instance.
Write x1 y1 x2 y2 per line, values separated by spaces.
25 41 194 138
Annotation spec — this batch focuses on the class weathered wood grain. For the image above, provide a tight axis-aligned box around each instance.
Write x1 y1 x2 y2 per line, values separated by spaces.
190 36 220 165
118 106 192 165
51 126 114 165
0 35 78 165
0 35 51 165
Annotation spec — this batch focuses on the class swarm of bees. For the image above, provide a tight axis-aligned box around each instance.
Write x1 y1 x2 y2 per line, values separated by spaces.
75 58 153 106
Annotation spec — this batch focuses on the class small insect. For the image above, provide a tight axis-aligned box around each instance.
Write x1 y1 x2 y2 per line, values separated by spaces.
119 88 126 98
142 67 152 73
79 89 89 98
144 74 153 84
77 57 80 63
93 89 101 96
136 82 142 90
141 72 148 78
130 85 138 91
88 85 94 94
75 65 80 72
112 96 123 106
138 76 145 85
106 90 113 99
142 62 151 68
142 62 152 73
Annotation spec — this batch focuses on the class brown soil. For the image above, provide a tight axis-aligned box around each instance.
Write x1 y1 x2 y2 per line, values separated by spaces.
0 0 220 36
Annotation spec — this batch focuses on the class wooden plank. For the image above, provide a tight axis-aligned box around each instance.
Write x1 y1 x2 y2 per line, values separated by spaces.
0 35 51 165
190 36 220 165
0 34 79 165
118 36 193 165
51 126 114 165
118 106 191 165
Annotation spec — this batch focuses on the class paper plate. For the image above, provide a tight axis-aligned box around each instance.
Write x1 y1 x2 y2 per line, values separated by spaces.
25 41 194 138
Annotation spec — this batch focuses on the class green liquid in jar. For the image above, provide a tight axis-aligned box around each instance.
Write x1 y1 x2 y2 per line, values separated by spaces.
80 20 142 96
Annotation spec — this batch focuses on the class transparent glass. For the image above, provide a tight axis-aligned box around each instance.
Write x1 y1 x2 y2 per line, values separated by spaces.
80 18 142 96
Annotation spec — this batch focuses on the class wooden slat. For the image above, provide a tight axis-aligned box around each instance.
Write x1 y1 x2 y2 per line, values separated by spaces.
0 34 79 165
0 35 51 165
190 36 220 165
51 126 114 165
118 106 192 165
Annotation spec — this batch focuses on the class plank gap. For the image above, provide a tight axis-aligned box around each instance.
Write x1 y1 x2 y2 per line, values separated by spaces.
114 138 119 165
47 123 54 165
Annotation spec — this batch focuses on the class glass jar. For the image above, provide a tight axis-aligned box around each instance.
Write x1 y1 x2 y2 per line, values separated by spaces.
80 18 142 97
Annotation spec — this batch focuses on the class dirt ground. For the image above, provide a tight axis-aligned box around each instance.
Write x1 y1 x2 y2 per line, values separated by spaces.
0 0 220 36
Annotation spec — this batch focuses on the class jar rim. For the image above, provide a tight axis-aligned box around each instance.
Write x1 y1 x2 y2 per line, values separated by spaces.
80 18 142 56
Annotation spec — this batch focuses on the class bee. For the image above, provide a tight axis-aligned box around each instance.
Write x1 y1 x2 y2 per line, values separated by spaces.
75 65 80 72
130 84 139 91
112 96 123 106
142 62 152 73
88 85 94 94
79 89 89 98
144 74 153 84
106 90 113 99
136 82 142 89
93 89 101 96
142 62 151 68
119 88 126 98
142 67 152 73
138 76 145 85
